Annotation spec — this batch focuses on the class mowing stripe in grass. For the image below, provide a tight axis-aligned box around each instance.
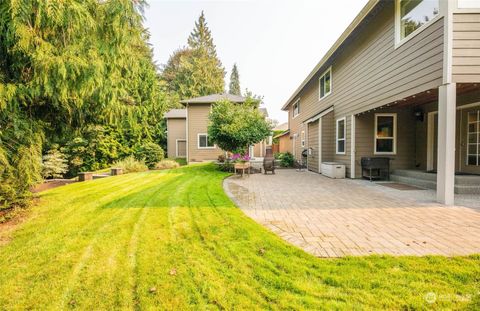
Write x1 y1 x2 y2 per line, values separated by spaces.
1 164 479 310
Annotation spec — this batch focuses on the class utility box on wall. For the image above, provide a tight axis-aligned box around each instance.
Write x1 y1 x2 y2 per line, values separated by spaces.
321 162 346 179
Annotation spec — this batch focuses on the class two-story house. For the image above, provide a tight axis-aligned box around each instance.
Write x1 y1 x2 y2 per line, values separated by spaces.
165 93 269 162
282 0 480 204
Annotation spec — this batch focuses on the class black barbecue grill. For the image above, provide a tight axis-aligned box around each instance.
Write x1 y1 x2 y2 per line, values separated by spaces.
361 157 391 181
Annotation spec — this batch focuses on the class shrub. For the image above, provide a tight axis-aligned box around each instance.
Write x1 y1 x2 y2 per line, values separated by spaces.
278 152 294 167
173 158 187 166
155 160 180 170
112 156 148 174
62 125 122 176
217 158 234 172
42 146 68 179
135 142 164 169
217 154 226 163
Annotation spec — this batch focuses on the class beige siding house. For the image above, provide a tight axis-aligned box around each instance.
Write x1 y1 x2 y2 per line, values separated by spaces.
165 109 187 158
282 0 480 204
165 94 270 163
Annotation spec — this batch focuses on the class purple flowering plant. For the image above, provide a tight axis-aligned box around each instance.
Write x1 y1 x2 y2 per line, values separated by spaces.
230 153 250 163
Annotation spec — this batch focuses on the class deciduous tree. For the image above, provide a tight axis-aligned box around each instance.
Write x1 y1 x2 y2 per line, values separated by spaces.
208 99 271 154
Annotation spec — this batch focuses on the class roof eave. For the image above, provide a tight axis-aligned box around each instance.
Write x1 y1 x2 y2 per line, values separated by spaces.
281 0 379 111
273 130 290 139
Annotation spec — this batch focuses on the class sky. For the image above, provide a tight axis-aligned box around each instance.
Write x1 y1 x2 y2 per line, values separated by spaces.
144 0 369 123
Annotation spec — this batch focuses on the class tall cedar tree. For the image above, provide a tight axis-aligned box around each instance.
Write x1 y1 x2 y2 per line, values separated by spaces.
0 0 172 208
162 11 225 99
229 64 241 95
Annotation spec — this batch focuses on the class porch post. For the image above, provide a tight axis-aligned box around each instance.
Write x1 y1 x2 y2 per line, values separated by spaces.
350 115 356 178
436 83 456 205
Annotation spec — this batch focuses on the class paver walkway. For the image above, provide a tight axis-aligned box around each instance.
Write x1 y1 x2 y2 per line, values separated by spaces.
223 169 480 257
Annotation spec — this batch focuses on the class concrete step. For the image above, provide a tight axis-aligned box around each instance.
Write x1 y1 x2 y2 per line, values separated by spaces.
391 169 437 181
455 175 480 185
390 174 436 190
391 173 480 194
455 184 480 195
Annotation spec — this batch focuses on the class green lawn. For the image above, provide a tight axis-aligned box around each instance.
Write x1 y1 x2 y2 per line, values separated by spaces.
0 164 479 310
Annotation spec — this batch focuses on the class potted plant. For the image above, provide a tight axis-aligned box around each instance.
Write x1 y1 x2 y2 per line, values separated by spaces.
231 153 251 177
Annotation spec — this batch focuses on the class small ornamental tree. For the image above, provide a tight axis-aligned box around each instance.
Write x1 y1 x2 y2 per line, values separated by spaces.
42 146 68 179
208 99 271 155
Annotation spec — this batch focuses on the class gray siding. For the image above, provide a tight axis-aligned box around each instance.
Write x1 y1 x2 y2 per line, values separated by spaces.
307 120 319 172
187 104 223 162
332 10 444 116
287 1 444 173
166 118 186 158
453 13 480 82
354 107 417 178
321 112 335 163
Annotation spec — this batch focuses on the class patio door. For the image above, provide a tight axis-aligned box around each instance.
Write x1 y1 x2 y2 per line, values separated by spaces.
460 107 480 174
427 109 464 173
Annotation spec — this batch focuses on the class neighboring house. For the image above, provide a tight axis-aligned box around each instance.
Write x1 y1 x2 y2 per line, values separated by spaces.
165 109 187 158
164 93 270 162
272 123 292 154
273 130 292 154
282 0 480 204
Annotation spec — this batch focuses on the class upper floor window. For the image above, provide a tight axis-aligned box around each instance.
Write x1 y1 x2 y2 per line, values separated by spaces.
336 117 346 154
319 67 332 100
458 0 480 9
293 99 300 118
374 113 397 154
396 0 439 44
198 133 215 149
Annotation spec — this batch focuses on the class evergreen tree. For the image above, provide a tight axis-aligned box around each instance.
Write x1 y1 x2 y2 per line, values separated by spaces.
229 64 241 95
42 147 68 179
162 11 225 99
0 0 173 209
187 11 217 57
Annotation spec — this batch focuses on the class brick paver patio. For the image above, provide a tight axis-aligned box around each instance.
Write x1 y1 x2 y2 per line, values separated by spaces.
223 169 480 257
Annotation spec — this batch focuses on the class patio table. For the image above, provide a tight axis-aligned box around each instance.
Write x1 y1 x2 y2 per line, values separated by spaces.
234 162 250 178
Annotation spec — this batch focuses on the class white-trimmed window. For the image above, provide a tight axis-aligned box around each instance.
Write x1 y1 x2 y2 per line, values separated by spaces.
336 117 346 154
293 100 300 118
458 0 480 9
198 133 215 149
395 0 439 44
374 113 397 154
467 110 480 166
319 67 332 100
301 131 305 147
